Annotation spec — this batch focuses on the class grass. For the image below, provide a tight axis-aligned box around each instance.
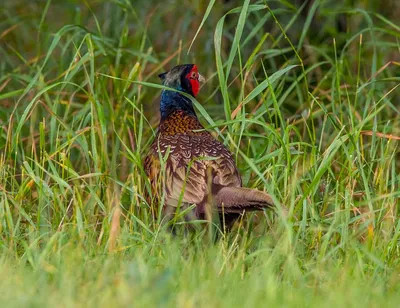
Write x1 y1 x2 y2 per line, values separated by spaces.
1 0 400 306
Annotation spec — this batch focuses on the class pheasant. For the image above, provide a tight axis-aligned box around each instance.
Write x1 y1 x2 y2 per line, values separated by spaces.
144 64 276 228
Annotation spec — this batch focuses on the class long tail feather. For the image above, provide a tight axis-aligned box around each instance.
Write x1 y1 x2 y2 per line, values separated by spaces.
215 187 274 213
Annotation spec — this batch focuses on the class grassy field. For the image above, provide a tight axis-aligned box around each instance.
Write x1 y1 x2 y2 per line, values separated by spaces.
1 0 399 306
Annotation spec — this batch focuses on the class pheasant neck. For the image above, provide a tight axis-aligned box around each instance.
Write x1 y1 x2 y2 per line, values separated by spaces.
160 89 196 120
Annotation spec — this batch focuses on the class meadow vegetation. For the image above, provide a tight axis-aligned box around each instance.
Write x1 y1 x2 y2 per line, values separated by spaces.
0 0 399 306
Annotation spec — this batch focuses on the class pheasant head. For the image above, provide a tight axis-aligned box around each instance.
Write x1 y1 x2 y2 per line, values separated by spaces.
158 64 205 119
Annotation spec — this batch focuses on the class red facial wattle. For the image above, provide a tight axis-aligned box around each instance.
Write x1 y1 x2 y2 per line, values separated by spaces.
186 65 200 96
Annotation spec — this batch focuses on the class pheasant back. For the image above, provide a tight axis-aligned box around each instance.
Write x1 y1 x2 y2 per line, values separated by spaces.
144 110 242 221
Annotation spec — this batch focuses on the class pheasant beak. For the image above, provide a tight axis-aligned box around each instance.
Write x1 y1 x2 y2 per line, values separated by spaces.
198 73 205 84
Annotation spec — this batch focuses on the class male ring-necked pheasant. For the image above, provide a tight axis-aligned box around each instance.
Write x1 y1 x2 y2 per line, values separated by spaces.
144 64 275 228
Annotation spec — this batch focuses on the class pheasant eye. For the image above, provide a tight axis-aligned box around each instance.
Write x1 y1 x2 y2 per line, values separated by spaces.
191 71 197 79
